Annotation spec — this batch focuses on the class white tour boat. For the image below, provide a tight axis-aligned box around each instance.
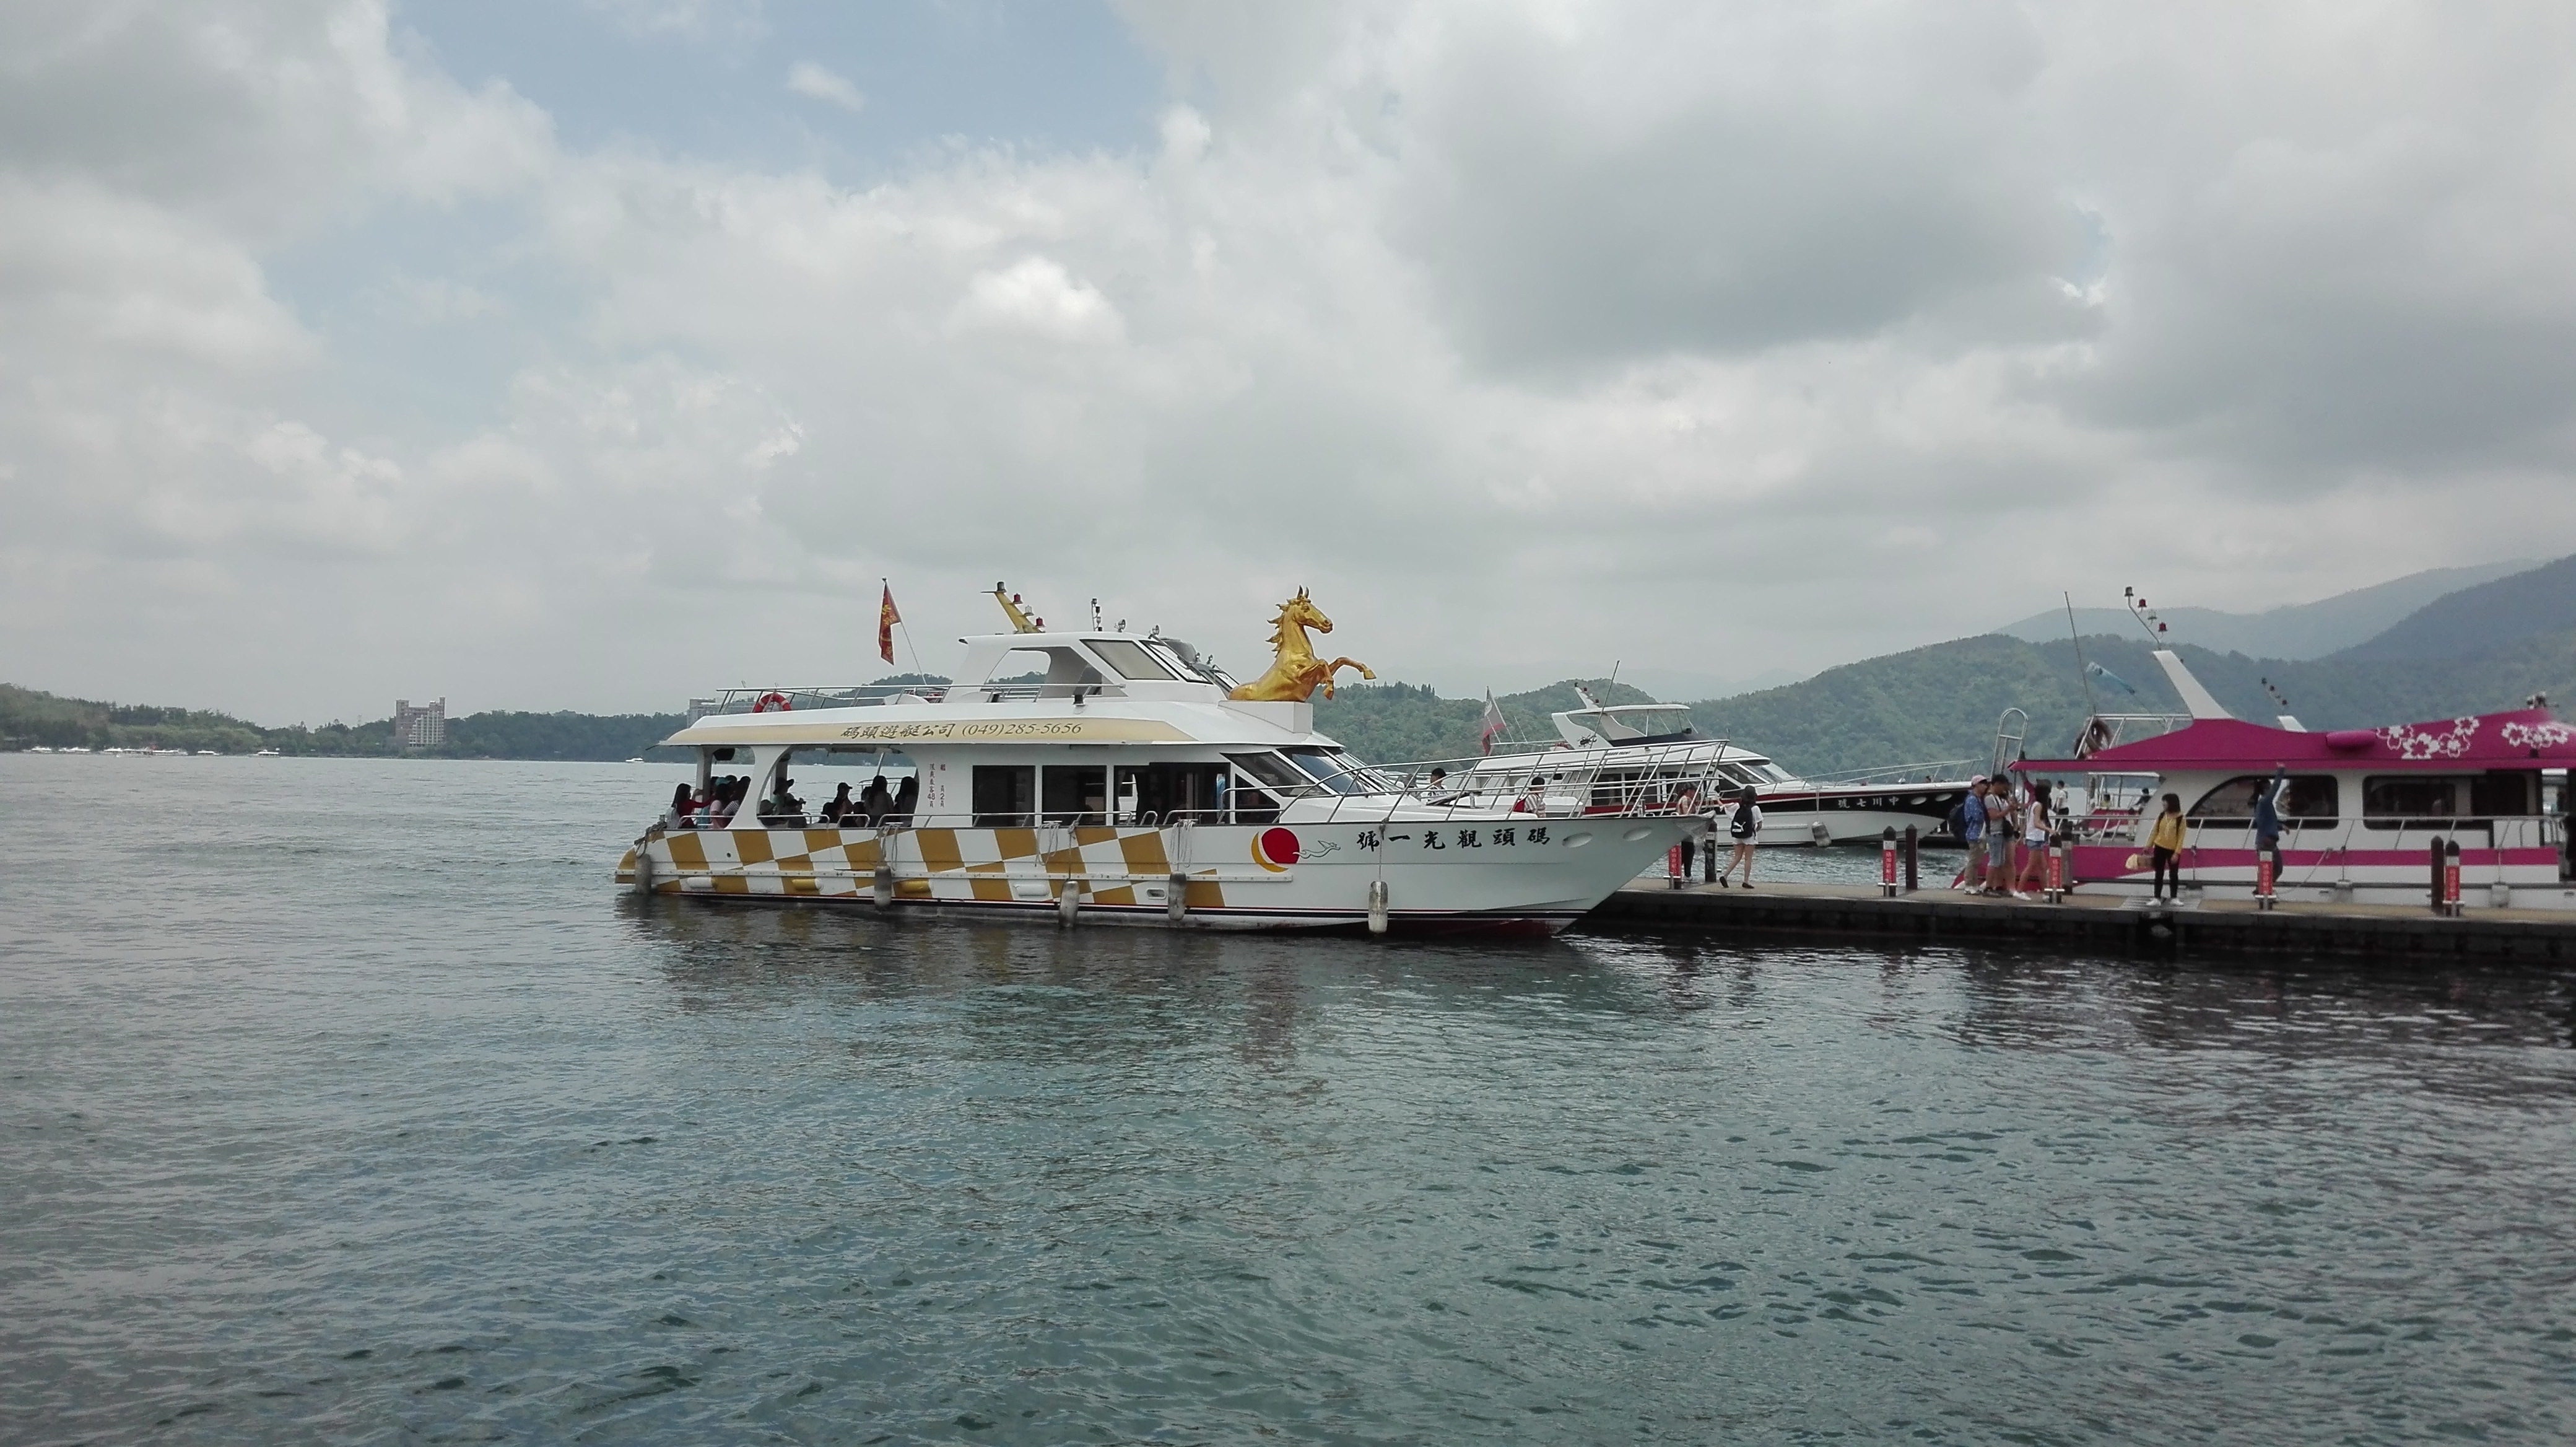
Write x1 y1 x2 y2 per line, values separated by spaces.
1437 690 1972 847
616 590 1705 933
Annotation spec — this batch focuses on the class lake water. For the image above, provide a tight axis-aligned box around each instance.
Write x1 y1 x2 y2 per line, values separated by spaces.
6 756 2575 1445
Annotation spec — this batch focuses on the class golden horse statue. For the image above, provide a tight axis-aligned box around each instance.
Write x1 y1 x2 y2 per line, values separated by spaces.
1230 588 1376 702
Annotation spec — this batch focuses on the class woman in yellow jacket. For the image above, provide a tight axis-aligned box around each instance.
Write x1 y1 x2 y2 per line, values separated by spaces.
2148 793 2187 901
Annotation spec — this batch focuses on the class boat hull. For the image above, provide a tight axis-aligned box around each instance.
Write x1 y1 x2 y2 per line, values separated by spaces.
616 816 1689 932
2061 829 2576 911
1742 786 1970 846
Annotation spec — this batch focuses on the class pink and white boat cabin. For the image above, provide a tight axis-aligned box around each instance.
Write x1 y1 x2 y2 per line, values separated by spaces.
2013 650 2576 910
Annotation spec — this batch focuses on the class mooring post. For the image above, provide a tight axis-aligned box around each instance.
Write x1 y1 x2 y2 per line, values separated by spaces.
1902 825 1919 893
1881 827 1897 899
2443 839 2463 917
2429 837 2445 914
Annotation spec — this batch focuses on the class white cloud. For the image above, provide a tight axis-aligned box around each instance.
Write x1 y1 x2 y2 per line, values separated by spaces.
5 0 2576 722
786 60 865 113
951 257 1125 344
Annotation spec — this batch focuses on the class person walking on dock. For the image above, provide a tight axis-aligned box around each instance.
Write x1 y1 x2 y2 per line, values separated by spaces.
1717 787 1762 888
2012 780 2053 899
1980 779 2015 896
2149 792 2187 901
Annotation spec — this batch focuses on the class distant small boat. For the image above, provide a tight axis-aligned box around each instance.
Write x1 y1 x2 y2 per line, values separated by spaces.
253 748 281 757
63 746 91 754
195 750 220 756
28 746 53 754
625 756 644 764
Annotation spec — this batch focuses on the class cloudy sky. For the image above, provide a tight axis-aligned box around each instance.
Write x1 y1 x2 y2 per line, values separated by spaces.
5 1 2574 722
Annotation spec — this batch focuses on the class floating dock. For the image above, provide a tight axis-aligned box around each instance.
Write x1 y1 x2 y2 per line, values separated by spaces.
1590 880 2576 963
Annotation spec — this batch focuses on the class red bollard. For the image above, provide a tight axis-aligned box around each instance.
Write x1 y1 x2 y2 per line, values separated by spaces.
2044 841 2065 903
1668 844 1685 891
1881 827 1897 898
2255 852 2276 911
2443 839 2463 917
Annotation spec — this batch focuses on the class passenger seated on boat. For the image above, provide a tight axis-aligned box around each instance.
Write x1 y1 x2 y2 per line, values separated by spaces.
710 777 744 824
861 774 894 824
820 783 854 824
663 784 695 831
761 777 807 828
891 776 918 823
1515 775 1546 813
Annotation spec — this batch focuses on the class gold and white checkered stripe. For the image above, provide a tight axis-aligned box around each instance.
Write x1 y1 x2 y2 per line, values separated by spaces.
617 826 1232 911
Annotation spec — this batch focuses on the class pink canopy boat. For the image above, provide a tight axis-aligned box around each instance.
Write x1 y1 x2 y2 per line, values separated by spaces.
2009 650 2576 910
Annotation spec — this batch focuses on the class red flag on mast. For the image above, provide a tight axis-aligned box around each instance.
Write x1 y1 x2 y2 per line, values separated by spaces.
1478 691 1507 756
879 584 900 665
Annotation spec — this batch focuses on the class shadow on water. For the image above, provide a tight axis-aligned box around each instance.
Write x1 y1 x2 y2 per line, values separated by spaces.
613 896 1689 1075
1578 920 2576 1113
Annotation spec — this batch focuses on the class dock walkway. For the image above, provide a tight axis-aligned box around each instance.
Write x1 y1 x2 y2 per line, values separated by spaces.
1591 879 2576 963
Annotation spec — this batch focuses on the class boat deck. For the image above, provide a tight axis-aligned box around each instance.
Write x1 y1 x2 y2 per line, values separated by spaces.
1590 879 2576 963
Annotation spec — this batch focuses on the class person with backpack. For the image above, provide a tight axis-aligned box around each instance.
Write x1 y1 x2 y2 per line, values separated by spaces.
1716 787 1762 888
1951 777 1988 891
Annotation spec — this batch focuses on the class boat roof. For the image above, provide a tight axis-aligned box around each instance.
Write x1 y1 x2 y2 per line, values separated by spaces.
661 627 1343 752
2017 707 2576 774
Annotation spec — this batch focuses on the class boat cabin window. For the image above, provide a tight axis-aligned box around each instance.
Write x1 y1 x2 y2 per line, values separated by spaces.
2473 770 2538 817
1087 639 1178 682
1042 765 1107 826
972 765 1035 827
1225 751 1308 792
1114 763 1228 825
2362 774 2478 830
2189 775 2339 825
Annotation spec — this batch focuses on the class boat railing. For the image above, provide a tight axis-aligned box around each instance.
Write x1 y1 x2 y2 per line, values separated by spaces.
690 684 951 718
2072 712 2195 757
1367 740 1745 816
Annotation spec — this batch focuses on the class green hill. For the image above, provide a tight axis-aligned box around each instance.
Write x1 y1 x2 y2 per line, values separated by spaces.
1312 678 1658 765
0 684 685 761
2333 553 2576 662
1683 629 2576 777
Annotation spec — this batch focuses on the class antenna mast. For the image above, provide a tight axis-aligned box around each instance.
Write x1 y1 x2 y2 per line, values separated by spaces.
2065 592 2098 719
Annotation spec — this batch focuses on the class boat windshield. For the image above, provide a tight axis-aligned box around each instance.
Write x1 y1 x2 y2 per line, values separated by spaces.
1087 639 1178 681
1141 639 1212 683
1281 747 1382 795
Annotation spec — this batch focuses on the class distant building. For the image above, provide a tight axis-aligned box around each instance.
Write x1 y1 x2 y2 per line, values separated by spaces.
393 697 447 750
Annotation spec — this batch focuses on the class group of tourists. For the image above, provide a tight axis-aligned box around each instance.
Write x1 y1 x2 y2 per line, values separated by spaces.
1951 774 2059 899
658 772 918 831
1953 766 2289 901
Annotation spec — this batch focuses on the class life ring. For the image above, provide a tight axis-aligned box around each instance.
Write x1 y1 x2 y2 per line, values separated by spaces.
752 691 791 714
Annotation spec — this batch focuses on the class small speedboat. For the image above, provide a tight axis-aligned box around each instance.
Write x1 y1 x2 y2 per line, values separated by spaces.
1441 691 1972 846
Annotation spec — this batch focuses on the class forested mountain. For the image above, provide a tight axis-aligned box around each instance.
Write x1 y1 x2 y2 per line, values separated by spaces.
0 684 684 761
1311 678 1658 765
1993 558 2538 660
15 562 2576 772
2331 554 2576 662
